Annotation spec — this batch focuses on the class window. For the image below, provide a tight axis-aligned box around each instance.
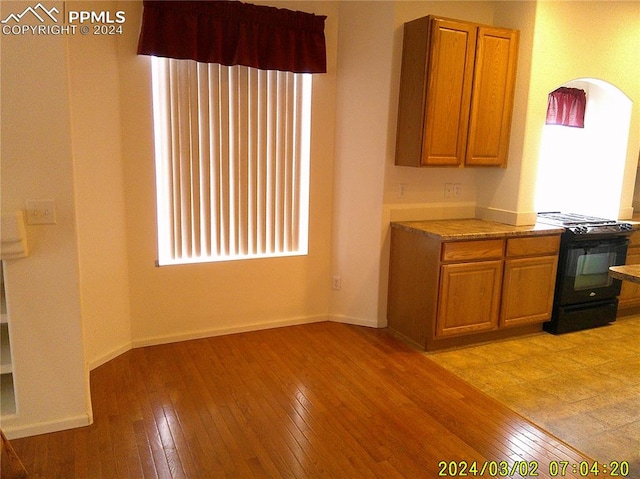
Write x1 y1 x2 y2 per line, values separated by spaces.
151 58 312 265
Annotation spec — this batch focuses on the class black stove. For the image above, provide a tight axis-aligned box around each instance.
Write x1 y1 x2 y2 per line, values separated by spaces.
537 212 632 334
537 212 633 236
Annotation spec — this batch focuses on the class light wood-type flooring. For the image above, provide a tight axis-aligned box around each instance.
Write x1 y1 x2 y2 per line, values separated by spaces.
10 322 601 479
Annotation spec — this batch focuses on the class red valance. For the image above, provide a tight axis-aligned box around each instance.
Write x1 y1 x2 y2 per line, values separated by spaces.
137 0 327 74
545 87 586 128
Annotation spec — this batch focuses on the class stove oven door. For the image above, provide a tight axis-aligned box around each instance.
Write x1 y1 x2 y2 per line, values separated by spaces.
556 236 628 306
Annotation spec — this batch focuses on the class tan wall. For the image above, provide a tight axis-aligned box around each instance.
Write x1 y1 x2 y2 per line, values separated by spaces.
521 1 640 218
67 1 132 369
2 0 638 438
378 1 639 324
333 1 498 327
1 1 91 438
117 1 339 347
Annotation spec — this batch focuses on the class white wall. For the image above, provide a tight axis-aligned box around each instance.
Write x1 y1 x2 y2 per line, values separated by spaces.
1 1 92 438
2 0 639 439
476 0 539 225
117 1 339 347
67 0 133 370
333 1 508 327
534 80 633 219
518 1 640 220
329 1 395 327
335 0 640 328
385 1 496 218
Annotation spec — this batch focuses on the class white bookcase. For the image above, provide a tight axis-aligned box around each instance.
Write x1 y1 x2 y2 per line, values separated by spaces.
0 262 16 416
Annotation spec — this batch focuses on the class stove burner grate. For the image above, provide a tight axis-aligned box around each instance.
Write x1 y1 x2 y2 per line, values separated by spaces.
537 212 617 227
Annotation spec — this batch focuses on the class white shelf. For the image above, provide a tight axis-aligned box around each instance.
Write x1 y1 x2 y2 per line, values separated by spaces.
0 262 16 416
1 323 12 374
1 373 16 415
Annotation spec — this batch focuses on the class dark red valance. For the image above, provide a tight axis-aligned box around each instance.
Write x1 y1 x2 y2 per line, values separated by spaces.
137 0 327 74
545 87 586 128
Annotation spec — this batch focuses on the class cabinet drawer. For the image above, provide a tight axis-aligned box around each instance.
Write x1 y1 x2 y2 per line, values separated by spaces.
441 239 504 262
506 235 560 257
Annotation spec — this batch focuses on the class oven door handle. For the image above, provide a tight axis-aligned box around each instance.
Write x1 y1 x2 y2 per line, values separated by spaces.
568 237 629 249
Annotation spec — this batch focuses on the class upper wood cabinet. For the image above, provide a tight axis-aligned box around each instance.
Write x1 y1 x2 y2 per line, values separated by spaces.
395 16 519 168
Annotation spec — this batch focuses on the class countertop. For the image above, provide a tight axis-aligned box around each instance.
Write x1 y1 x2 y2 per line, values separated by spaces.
391 218 564 241
609 265 640 284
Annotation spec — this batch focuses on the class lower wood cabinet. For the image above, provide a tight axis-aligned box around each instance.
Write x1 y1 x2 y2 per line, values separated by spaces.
618 231 640 313
501 255 558 327
387 226 560 351
437 260 502 336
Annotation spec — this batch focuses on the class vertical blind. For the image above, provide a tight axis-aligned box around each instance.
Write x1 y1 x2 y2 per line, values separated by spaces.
152 58 311 265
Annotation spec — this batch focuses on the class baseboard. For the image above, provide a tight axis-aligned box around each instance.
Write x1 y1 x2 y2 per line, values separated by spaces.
329 314 380 328
1 414 92 440
88 341 133 371
4 316 380 440
89 314 382 371
131 315 329 349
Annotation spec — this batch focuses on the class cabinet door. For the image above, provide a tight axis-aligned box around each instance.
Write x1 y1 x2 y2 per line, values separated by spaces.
619 249 640 309
422 18 476 166
501 256 557 327
465 26 519 167
436 260 502 337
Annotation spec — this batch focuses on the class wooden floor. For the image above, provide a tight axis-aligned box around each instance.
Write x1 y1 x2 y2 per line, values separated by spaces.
10 322 600 479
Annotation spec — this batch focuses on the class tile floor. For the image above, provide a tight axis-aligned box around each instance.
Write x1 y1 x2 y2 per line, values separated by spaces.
427 315 640 474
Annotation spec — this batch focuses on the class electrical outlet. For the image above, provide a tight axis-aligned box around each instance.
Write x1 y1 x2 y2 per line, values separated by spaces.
444 183 453 198
454 183 462 197
398 184 407 198
26 200 56 225
332 275 342 290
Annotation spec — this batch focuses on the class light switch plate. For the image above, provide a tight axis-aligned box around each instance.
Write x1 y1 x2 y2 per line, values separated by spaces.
26 200 56 225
